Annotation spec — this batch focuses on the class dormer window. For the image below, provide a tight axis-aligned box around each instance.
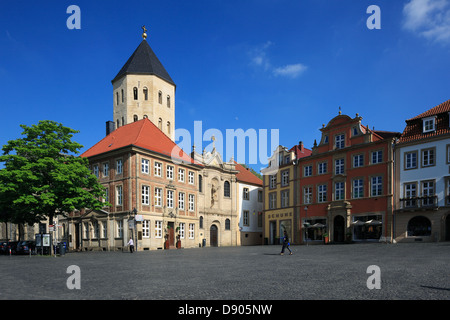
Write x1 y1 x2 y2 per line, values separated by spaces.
423 116 435 133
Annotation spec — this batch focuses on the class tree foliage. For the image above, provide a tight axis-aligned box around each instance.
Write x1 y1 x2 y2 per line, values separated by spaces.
0 120 108 225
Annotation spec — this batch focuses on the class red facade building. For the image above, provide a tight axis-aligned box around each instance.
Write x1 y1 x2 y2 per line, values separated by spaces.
297 112 400 243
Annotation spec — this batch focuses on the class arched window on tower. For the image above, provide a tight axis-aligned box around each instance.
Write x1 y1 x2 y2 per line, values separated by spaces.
167 95 171 108
116 119 120 128
158 118 162 130
122 117 125 127
199 175 203 193
167 121 171 135
133 87 138 100
158 91 162 104
116 92 119 106
143 87 148 100
121 89 124 103
133 115 138 122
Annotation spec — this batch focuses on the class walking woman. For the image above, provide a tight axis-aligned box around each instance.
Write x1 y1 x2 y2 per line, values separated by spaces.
280 230 292 255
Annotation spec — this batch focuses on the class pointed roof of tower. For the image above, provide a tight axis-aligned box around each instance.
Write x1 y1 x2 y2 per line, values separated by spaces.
112 39 175 85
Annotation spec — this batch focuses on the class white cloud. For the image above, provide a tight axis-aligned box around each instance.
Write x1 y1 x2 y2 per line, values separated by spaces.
273 63 308 78
402 0 450 43
248 41 307 79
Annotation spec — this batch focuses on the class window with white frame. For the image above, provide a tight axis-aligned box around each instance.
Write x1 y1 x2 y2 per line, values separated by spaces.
154 188 162 207
179 223 185 239
103 162 109 177
188 171 195 184
154 162 162 177
404 183 417 207
318 184 327 202
116 159 123 174
243 187 249 200
116 185 123 205
141 159 149 174
93 165 99 178
335 182 344 200
405 151 418 169
142 220 150 238
352 179 364 199
167 165 174 180
353 154 364 168
304 165 312 177
178 168 185 182
335 134 345 149
371 150 383 164
178 192 185 210
422 181 435 206
303 186 312 204
269 174 277 189
117 220 123 238
423 117 435 133
318 162 327 174
281 190 289 208
243 210 249 226
269 192 276 209
281 170 289 186
189 224 195 239
167 190 174 208
142 185 150 205
422 148 435 167
102 221 107 238
335 158 344 175
371 176 382 196
155 221 162 238
188 194 195 211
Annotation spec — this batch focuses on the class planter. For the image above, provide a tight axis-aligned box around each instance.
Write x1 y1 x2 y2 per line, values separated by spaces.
323 236 329 244
164 240 169 249
176 240 181 249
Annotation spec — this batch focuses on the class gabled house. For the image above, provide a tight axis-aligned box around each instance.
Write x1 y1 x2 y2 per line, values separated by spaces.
394 99 450 242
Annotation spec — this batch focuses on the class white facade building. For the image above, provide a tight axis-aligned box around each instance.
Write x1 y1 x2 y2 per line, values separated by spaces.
394 99 450 242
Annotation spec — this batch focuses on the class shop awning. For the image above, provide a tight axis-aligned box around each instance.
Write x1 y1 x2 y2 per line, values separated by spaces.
365 220 382 226
351 220 365 226
310 223 326 228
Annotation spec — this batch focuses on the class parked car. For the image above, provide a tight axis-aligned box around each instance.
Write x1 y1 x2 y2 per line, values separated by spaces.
5 241 20 255
0 242 8 255
16 241 36 255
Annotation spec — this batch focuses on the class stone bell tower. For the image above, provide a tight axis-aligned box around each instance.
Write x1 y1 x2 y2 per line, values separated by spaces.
111 26 176 140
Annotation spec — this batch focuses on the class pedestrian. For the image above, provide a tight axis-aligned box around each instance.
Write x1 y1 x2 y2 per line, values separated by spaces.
127 237 134 253
280 231 292 255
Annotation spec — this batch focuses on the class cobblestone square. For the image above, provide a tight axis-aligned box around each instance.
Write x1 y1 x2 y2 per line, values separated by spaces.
1 242 449 300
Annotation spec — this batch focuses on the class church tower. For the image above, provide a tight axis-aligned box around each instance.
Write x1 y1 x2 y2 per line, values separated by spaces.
111 27 176 140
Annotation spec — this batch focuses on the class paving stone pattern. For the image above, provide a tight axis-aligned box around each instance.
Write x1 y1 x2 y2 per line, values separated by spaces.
1 243 449 300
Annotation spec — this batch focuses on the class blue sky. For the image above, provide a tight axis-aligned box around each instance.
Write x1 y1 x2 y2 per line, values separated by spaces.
1 0 449 172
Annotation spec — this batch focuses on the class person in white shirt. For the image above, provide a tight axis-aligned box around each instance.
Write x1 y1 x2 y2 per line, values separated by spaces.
127 237 134 253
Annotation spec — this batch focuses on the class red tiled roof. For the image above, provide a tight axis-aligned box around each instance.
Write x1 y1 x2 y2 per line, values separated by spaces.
290 143 312 159
81 118 200 166
399 99 450 143
234 162 263 186
407 99 450 121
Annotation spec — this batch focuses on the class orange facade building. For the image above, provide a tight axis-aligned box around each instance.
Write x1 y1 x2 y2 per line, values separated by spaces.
296 113 400 244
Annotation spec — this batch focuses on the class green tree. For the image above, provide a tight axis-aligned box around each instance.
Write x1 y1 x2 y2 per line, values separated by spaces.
0 120 108 227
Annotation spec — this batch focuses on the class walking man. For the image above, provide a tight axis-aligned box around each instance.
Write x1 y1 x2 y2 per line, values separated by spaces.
280 230 292 255
127 237 134 253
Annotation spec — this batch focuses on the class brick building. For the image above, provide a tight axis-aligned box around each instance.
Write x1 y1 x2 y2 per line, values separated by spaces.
296 112 400 243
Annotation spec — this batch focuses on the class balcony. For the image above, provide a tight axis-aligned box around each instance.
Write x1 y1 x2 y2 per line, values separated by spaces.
399 195 438 210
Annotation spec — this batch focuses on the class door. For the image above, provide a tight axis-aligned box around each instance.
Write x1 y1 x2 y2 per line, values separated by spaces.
210 225 218 247
333 215 345 243
168 222 175 247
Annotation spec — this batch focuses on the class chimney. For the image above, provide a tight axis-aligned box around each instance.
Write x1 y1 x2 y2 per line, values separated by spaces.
299 141 304 152
106 121 115 136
